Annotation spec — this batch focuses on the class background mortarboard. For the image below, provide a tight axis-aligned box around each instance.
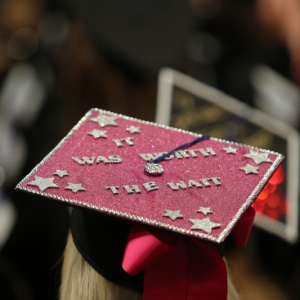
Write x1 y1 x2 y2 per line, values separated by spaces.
156 68 299 243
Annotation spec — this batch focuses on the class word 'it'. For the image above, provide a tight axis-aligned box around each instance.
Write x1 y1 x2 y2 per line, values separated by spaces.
113 137 134 147
106 177 221 195
139 147 216 161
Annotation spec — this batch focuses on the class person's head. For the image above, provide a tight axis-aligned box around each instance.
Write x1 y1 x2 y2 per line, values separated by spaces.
60 232 241 300
59 206 245 300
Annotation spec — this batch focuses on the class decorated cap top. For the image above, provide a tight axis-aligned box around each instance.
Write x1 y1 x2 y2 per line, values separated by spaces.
16 109 284 243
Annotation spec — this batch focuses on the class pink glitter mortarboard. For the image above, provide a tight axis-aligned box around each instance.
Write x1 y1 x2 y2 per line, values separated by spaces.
16 108 284 243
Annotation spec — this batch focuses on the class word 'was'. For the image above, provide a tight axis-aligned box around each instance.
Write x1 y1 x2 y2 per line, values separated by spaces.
72 155 122 165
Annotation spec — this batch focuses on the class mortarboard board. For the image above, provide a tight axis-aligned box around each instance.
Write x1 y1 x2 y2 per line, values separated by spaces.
156 68 299 243
16 109 283 299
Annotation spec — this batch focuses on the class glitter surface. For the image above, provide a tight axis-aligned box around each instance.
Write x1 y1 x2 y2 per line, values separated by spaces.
16 109 284 243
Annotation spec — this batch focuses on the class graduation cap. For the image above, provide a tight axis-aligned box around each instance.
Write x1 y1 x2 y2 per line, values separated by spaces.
16 109 283 299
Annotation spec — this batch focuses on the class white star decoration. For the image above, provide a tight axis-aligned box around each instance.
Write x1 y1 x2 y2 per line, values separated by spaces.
243 150 273 165
239 164 259 175
126 126 141 134
189 217 221 233
223 146 238 154
163 209 184 221
53 170 68 177
90 113 118 128
27 176 59 192
88 129 107 139
65 183 86 193
197 207 213 215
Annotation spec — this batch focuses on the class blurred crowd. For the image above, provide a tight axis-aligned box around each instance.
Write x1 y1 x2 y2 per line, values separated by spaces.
0 0 300 299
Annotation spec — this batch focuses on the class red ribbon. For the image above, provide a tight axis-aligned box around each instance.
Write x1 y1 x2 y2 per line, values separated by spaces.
232 206 255 247
122 207 255 300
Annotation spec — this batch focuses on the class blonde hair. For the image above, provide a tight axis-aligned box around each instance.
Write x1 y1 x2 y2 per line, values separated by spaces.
60 233 240 300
